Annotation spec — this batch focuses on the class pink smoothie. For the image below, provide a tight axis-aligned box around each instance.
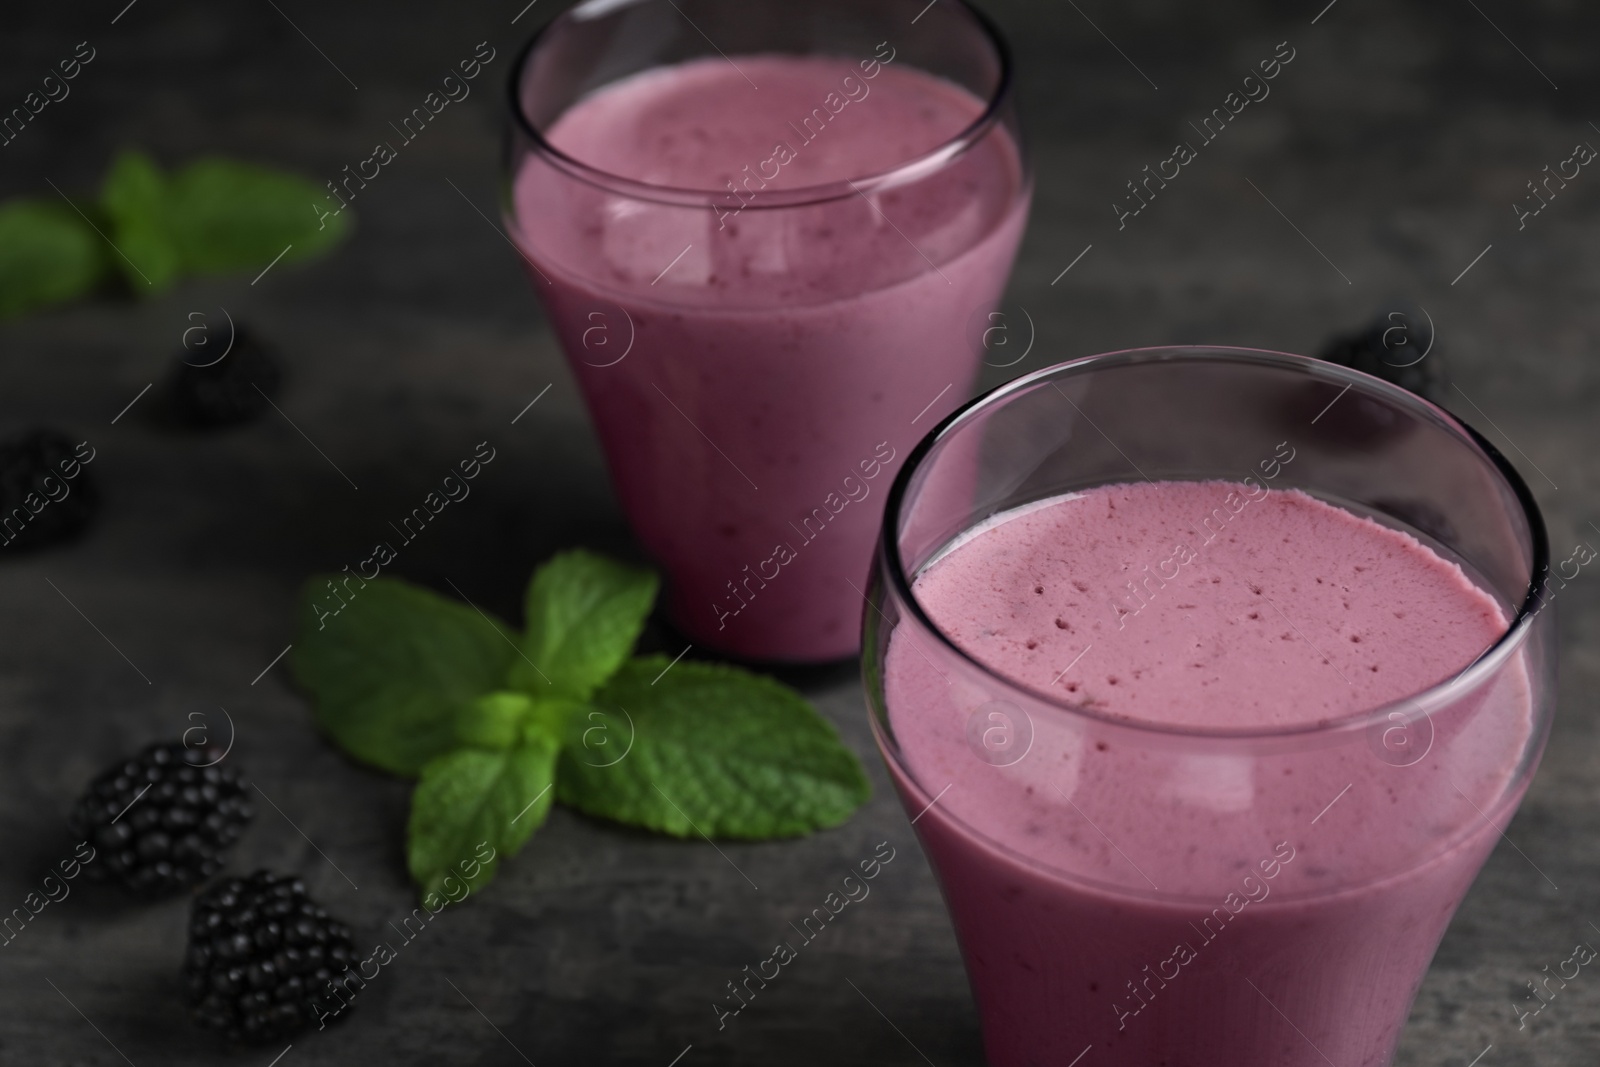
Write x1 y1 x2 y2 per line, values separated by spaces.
883 481 1536 1066
511 54 1029 661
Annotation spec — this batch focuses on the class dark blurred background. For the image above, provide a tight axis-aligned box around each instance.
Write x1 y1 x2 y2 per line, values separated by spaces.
1 0 1596 1063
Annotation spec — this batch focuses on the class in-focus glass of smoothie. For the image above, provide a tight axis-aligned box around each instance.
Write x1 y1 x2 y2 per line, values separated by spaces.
865 349 1554 1067
507 0 1030 662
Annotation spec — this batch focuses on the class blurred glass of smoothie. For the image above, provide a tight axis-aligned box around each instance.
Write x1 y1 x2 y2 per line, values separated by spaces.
506 0 1030 661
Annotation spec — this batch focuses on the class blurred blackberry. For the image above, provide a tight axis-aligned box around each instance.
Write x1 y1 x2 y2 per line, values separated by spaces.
69 742 253 895
168 325 282 427
185 871 357 1044
0 428 98 553
1314 303 1444 403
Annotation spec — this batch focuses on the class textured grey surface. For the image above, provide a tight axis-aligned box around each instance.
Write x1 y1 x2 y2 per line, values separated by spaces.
1 0 1597 1063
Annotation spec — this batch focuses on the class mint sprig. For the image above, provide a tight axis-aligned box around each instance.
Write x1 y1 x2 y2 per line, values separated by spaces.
290 549 870 899
0 150 349 319
101 151 350 293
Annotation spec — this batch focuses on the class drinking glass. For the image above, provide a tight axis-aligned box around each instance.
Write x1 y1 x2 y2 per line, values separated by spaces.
505 0 1031 662
864 347 1554 1066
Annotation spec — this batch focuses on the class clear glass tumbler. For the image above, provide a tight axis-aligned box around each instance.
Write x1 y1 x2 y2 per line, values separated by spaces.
864 347 1554 1066
505 0 1031 662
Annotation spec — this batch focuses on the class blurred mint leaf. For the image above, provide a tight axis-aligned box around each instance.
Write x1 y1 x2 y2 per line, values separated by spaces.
509 549 658 700
454 691 579 751
165 156 348 274
290 576 519 776
0 199 106 319
100 150 182 292
455 691 534 750
407 738 558 899
556 656 870 838
99 150 347 296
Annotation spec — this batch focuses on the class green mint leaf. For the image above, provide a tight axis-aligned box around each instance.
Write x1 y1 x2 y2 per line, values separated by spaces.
556 657 870 838
524 697 586 746
406 738 558 899
99 151 349 295
509 549 658 700
290 576 519 776
0 199 106 320
454 692 577 751
455 691 533 750
164 156 349 275
100 150 182 292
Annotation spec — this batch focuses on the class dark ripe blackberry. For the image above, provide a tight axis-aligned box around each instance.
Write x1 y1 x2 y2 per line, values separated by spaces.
185 871 358 1043
68 742 254 895
1314 303 1444 403
1293 304 1446 450
0 428 98 553
167 325 283 427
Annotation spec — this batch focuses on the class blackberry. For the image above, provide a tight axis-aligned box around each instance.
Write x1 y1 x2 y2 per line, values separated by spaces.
185 871 358 1044
1294 304 1446 449
167 325 283 427
0 428 98 553
1314 303 1444 403
69 742 254 895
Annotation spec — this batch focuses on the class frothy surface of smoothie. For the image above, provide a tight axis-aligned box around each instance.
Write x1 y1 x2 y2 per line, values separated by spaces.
513 54 1028 660
916 481 1506 727
527 53 1022 306
545 55 977 193
883 481 1533 1066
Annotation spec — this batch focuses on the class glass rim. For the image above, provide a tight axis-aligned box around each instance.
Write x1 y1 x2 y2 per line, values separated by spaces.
878 345 1552 743
505 0 1018 210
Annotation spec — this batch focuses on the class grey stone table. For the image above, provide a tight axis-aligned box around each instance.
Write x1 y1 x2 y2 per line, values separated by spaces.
1 0 1597 1063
